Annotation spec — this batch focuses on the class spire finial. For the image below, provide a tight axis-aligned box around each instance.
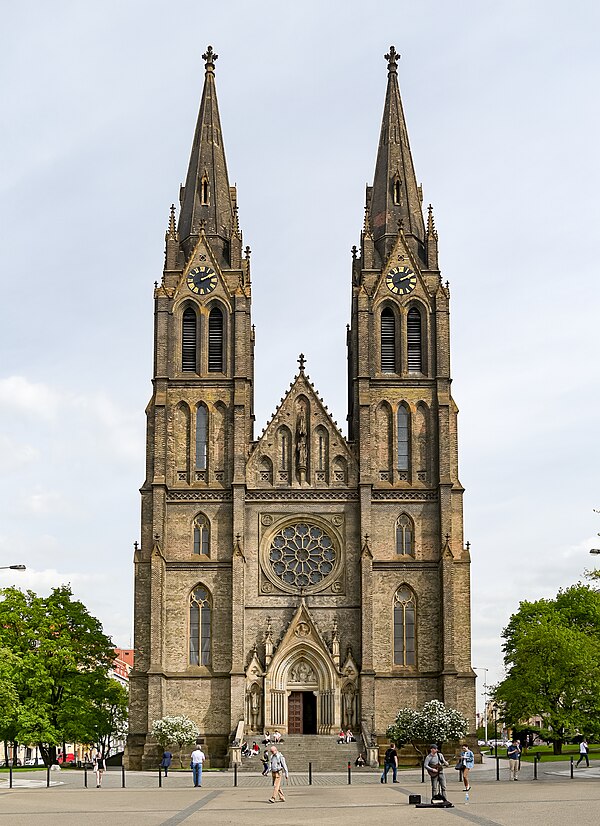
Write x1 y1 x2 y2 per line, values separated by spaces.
167 203 177 239
202 45 218 73
427 204 437 236
297 353 306 372
385 46 400 74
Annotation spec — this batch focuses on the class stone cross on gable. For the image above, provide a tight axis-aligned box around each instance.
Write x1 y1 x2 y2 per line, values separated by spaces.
202 45 218 70
385 46 400 72
297 353 306 372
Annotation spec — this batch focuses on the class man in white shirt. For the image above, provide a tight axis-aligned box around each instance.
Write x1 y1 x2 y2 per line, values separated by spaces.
268 745 289 803
190 744 205 787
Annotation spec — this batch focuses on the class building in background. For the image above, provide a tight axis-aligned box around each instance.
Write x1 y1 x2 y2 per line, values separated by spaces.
126 47 475 770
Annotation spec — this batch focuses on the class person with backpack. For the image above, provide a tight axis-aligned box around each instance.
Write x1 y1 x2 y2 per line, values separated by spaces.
160 750 172 777
380 743 398 783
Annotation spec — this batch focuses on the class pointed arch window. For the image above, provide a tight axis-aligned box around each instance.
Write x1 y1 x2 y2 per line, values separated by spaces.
182 308 197 372
196 405 208 470
189 585 211 666
407 307 422 372
397 406 409 471
393 177 401 206
394 586 416 666
395 514 414 556
193 514 210 556
381 308 396 373
208 307 224 372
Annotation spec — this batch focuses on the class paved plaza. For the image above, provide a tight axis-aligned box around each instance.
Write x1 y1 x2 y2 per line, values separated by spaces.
1 761 598 825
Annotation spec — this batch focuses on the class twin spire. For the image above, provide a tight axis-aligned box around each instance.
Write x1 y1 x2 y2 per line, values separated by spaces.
178 46 236 261
175 46 428 267
369 47 426 263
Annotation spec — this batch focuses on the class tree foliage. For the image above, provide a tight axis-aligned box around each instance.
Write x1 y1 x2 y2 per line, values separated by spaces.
0 585 121 765
151 715 200 767
386 700 469 756
494 583 600 753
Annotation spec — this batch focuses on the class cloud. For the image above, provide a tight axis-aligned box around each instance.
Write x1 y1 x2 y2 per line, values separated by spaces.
17 489 70 517
0 376 60 419
0 434 39 471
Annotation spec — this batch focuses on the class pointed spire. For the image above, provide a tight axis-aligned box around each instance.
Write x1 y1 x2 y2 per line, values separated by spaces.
370 47 425 263
178 46 236 262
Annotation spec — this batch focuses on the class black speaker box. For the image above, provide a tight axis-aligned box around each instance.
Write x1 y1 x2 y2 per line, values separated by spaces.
408 794 421 804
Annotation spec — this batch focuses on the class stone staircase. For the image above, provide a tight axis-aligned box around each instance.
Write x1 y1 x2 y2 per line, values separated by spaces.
239 735 377 773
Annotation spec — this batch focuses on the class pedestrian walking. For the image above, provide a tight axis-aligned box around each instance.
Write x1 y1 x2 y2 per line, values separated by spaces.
458 743 474 791
380 743 398 783
267 745 289 803
160 750 172 777
190 744 205 787
576 739 590 768
261 748 270 776
507 739 521 780
424 744 449 802
93 751 106 788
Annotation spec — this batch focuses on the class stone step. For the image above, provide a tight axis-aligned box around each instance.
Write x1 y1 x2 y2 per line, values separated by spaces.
238 735 376 773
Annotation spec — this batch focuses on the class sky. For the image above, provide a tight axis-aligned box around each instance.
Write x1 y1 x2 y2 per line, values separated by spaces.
1 0 599 717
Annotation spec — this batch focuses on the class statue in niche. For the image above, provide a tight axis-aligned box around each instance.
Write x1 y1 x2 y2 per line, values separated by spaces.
249 683 262 731
296 402 308 470
342 685 356 728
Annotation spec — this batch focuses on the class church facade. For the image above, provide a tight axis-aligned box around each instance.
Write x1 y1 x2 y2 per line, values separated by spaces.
126 46 475 769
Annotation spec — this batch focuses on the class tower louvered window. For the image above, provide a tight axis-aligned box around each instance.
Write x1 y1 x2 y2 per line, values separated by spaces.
397 406 409 471
381 308 396 373
208 308 223 372
196 405 208 470
182 308 197 372
407 307 422 372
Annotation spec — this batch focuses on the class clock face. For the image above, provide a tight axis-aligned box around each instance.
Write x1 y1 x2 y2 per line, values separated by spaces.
187 266 217 296
386 265 417 296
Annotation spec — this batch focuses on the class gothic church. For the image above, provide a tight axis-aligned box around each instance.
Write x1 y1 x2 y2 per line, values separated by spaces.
126 46 475 769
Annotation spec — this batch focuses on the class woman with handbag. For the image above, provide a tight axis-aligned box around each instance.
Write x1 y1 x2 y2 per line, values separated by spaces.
458 743 474 791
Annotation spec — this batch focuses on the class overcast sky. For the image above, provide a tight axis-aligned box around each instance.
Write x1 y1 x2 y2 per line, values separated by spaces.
1 0 599 715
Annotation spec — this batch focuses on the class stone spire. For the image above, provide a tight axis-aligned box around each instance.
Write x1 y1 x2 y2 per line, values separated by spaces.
178 46 236 263
369 47 425 263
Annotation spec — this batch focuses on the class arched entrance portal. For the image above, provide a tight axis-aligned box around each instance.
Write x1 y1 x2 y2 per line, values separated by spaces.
263 607 341 734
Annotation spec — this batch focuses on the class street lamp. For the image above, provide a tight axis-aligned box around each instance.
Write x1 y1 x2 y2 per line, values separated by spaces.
590 550 600 555
474 667 489 744
0 565 26 570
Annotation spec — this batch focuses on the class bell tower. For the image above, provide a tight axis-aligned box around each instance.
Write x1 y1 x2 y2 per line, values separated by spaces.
126 46 254 769
348 47 475 724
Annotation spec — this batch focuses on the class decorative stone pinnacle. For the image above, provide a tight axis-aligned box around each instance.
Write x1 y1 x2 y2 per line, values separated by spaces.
385 46 400 73
133 541 139 551
445 533 450 543
297 353 306 372
351 245 358 260
244 245 251 259
202 45 218 72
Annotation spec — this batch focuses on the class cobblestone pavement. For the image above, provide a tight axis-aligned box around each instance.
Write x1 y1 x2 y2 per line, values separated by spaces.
1 763 600 826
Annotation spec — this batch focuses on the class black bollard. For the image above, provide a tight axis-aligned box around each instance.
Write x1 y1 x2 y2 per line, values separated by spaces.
421 759 425 783
347 761 352 785
495 743 500 781
9 764 12 789
47 766 51 787
533 754 538 780
84 766 88 788
308 762 312 785
158 766 162 788
234 763 238 787
122 764 126 788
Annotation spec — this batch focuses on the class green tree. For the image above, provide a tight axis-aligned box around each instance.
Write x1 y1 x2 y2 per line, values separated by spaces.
494 584 600 753
0 585 117 765
151 715 200 768
386 700 468 757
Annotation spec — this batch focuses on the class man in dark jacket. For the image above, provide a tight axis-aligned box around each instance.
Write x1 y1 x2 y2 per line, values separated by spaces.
380 743 398 783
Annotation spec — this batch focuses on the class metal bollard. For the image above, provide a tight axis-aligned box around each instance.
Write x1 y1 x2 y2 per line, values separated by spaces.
347 761 352 785
533 754 538 781
570 755 574 779
122 764 126 788
308 762 312 785
495 746 500 781
47 766 51 787
421 759 425 783
158 766 162 787
9 764 12 789
84 766 88 788
234 763 238 787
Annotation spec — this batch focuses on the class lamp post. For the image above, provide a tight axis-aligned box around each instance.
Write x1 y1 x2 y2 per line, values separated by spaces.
474 667 489 744
590 550 600 555
0 565 26 570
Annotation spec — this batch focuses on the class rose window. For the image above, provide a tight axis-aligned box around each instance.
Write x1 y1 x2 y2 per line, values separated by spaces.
268 522 337 589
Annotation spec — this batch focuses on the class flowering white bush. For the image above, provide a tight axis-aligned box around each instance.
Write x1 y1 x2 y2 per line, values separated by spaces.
386 699 469 755
151 715 201 767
